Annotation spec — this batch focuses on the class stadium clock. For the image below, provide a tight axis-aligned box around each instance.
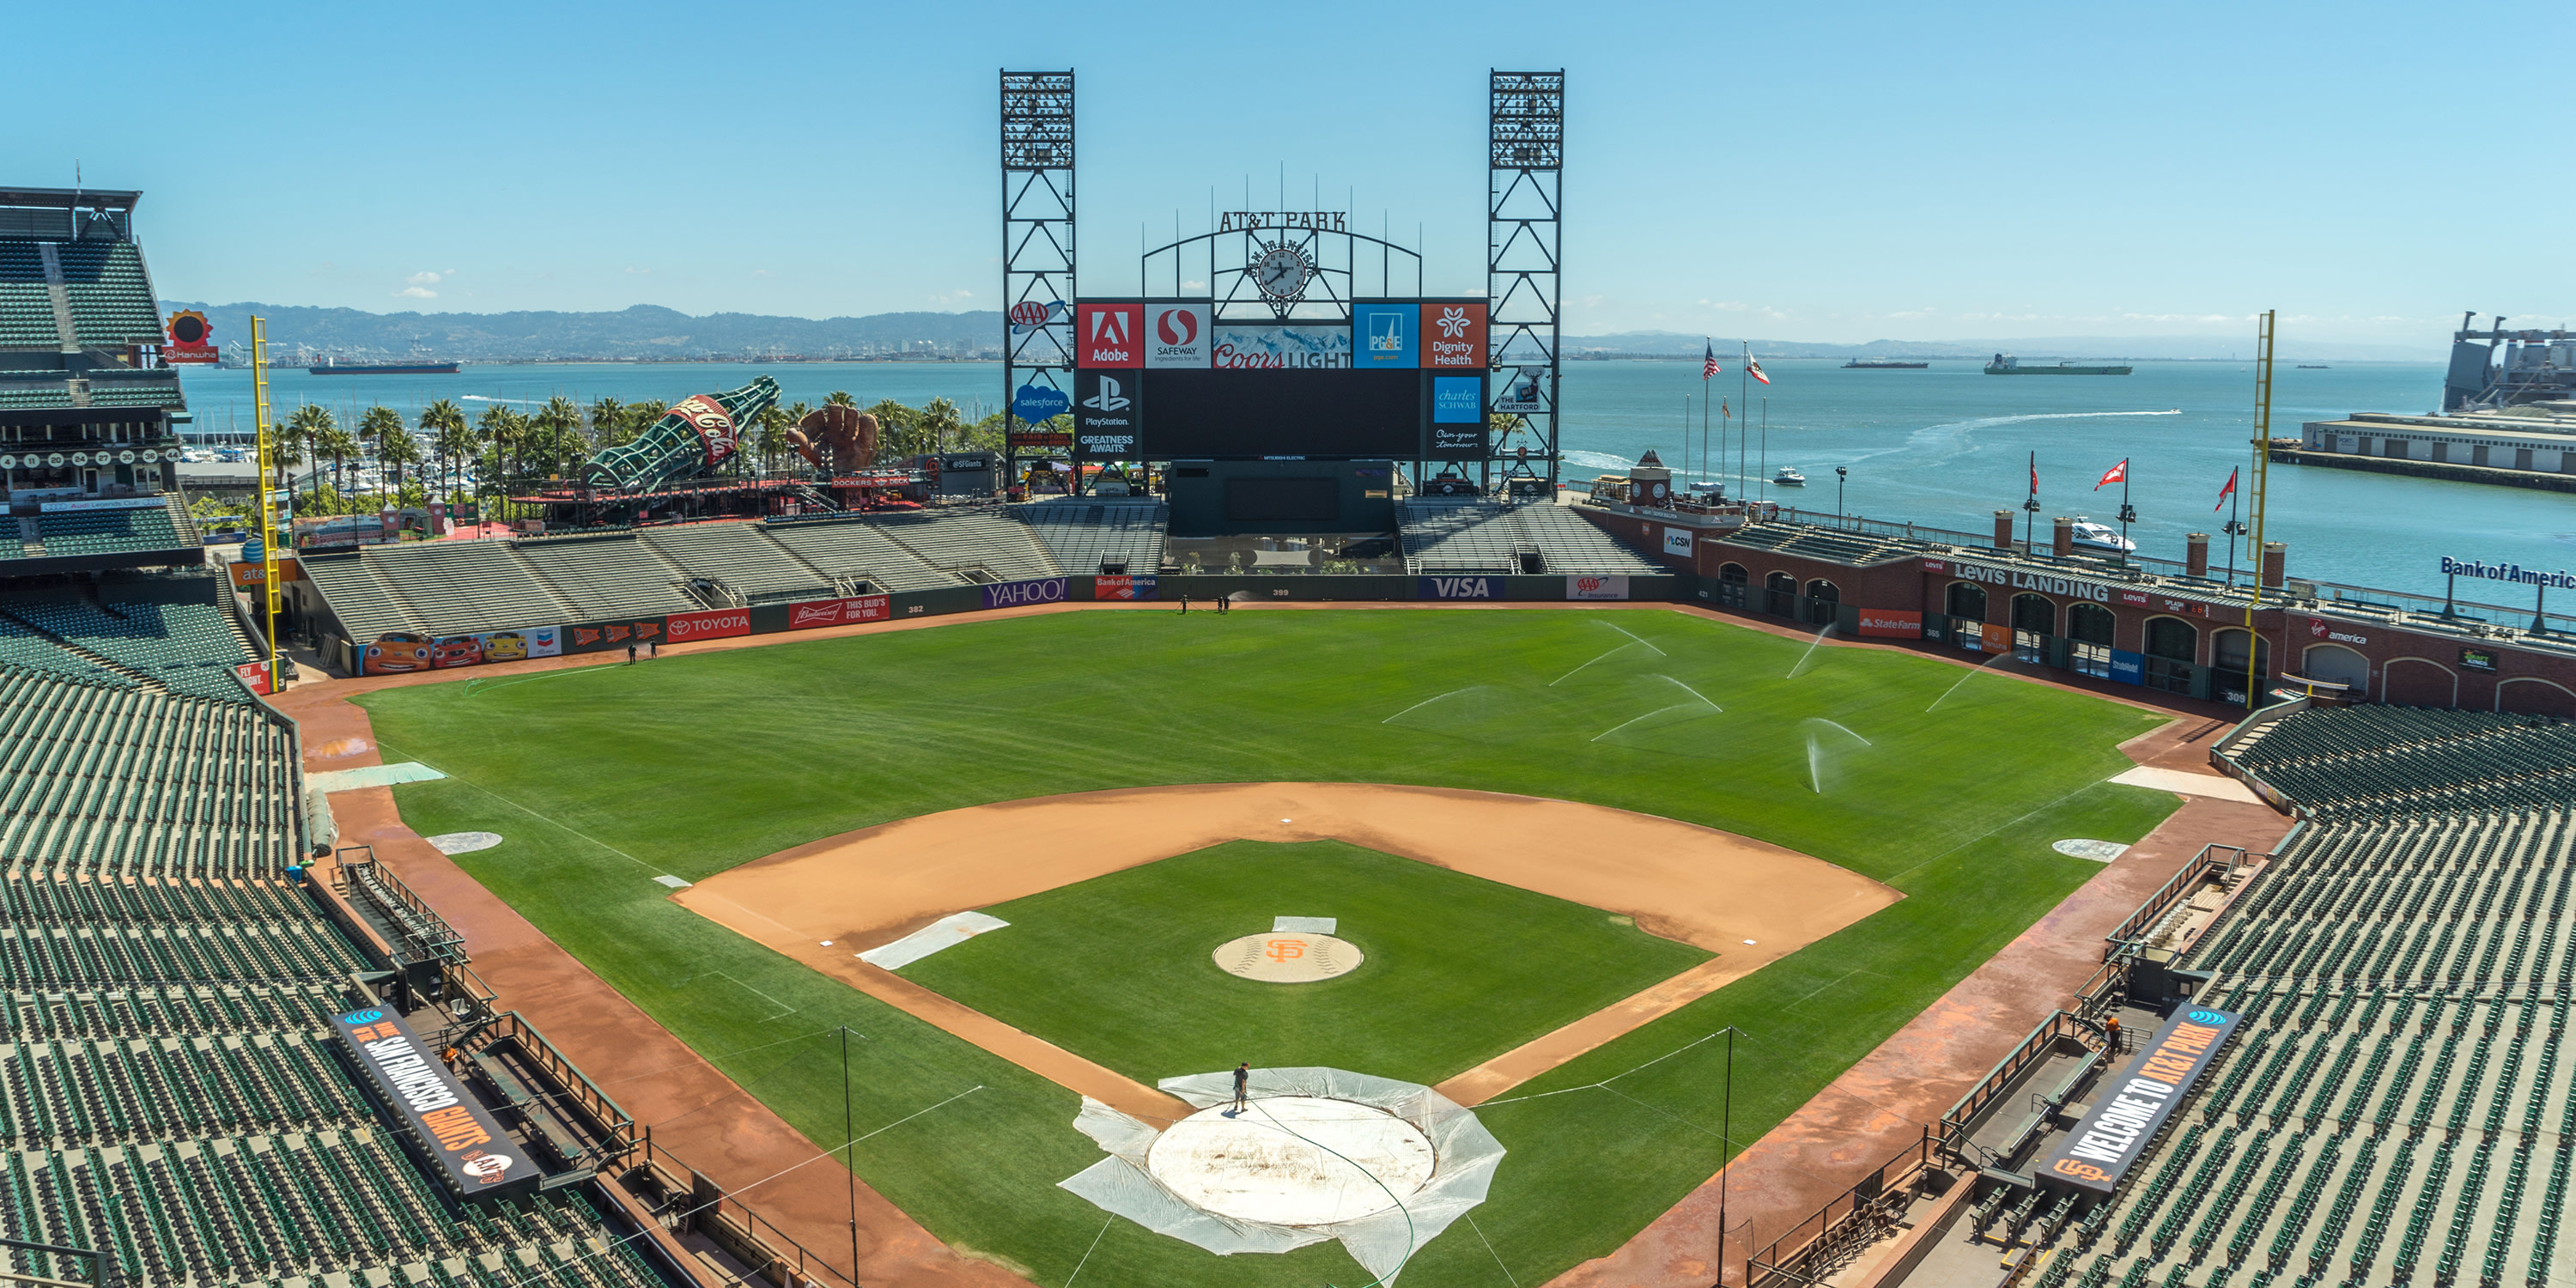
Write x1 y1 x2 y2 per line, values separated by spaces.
1250 240 1313 306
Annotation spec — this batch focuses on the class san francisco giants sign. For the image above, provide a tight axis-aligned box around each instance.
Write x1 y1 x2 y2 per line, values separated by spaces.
1212 931 1364 983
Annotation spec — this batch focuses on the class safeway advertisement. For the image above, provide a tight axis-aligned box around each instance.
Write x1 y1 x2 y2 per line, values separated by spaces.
788 596 892 629
665 608 750 642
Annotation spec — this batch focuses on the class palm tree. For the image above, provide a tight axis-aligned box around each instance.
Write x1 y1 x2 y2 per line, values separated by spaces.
315 422 363 512
284 404 335 498
755 404 794 473
359 405 404 507
380 424 425 509
586 396 624 448
867 399 920 464
919 398 966 454
419 399 467 501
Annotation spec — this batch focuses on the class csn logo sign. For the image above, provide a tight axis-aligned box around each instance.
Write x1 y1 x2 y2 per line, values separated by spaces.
1419 576 1500 600
1076 303 1143 368
1145 304 1210 368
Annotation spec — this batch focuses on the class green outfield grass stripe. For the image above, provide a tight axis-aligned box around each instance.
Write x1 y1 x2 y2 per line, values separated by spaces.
375 737 665 877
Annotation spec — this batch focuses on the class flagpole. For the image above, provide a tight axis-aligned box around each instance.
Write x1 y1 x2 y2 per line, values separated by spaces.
2224 472 2242 586
1759 398 1768 507
1739 340 1750 499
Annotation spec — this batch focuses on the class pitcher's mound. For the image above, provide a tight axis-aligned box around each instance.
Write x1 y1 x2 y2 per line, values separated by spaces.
1146 1096 1432 1225
1213 931 1363 982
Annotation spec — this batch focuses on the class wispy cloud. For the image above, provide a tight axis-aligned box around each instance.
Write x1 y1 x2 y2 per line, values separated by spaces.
397 286 437 299
623 265 652 275
397 269 443 299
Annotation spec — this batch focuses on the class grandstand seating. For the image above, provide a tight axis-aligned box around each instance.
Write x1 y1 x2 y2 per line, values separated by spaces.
1717 521 1922 567
33 499 195 558
1015 500 1168 575
2224 705 2576 817
0 658 671 1288
357 539 571 636
1400 499 1662 575
49 240 164 349
0 241 57 349
1994 705 2576 1288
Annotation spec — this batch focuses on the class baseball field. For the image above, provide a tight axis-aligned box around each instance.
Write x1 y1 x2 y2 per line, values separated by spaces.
361 607 2178 1286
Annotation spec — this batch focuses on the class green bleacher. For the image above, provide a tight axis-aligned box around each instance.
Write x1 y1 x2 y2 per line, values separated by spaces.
1400 499 1662 575
35 501 192 557
512 530 697 620
869 506 1059 582
2225 705 2576 817
1014 500 1168 576
50 240 163 349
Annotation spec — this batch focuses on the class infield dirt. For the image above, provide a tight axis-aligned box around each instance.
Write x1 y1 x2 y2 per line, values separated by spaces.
674 782 1900 1115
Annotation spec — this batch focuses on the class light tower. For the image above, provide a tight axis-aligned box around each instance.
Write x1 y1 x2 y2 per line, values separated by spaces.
1000 70 1076 493
1488 71 1564 492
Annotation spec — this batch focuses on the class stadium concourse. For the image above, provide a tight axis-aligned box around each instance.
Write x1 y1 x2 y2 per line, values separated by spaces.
1793 703 2576 1288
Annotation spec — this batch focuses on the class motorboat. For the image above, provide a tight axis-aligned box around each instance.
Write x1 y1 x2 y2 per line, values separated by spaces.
1686 481 1726 501
2069 518 2136 554
1773 466 1807 486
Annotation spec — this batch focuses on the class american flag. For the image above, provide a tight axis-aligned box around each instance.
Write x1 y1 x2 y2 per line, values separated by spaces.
1703 341 1721 380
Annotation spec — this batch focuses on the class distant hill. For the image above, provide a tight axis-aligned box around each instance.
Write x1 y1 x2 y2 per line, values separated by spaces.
164 301 1004 361
1563 331 2442 363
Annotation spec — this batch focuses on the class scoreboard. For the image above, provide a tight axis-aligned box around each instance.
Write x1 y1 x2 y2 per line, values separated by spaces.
1066 299 1490 461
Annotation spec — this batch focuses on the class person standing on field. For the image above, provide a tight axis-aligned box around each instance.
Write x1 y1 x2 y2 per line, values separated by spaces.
1231 1062 1250 1115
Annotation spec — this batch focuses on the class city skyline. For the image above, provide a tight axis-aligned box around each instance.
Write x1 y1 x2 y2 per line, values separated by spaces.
21 0 2567 349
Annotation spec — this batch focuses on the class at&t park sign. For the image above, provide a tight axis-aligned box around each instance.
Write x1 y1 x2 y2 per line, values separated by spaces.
1217 210 1348 234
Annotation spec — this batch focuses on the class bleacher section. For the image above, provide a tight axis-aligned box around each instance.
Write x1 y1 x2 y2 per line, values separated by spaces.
870 506 1058 582
1717 520 1923 567
2225 706 2576 817
50 240 165 349
1 598 252 699
0 660 672 1288
1018 500 1168 574
762 517 959 592
641 521 830 603
1400 499 1662 575
0 240 55 349
358 539 570 636
513 531 697 620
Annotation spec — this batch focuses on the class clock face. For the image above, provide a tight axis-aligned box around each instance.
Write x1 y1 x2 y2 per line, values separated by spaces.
1251 244 1310 301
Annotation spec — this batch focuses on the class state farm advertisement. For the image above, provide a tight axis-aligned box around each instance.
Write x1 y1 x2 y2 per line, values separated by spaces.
1856 609 1923 639
666 607 751 642
788 596 893 629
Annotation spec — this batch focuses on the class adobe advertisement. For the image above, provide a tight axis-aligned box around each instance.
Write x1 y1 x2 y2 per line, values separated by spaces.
1076 303 1143 368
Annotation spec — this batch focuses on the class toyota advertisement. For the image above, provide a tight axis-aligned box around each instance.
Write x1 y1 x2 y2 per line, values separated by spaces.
1072 297 1494 460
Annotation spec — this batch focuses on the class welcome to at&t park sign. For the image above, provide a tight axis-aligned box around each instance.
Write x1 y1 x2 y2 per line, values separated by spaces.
2038 1008 2239 1194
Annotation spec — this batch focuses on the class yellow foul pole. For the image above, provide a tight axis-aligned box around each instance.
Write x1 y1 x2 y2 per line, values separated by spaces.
2245 310 2274 708
251 316 279 692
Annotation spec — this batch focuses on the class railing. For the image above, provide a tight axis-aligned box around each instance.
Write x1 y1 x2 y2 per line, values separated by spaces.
335 848 468 964
1744 1128 1934 1288
629 1134 860 1288
1937 1011 2096 1161
456 1009 639 1165
2103 843 2250 955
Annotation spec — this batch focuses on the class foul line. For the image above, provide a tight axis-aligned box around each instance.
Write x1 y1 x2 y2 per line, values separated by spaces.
372 738 665 878
1466 1211 1520 1287
1063 1216 1115 1288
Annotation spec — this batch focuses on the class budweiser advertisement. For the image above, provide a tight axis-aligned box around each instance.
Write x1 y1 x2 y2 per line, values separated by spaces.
788 596 893 629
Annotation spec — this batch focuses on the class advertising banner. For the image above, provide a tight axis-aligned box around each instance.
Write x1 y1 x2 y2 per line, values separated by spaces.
1497 367 1544 411
234 660 271 695
1012 382 1072 422
360 626 561 675
1981 623 2013 654
1076 303 1143 368
331 1006 536 1200
787 596 892 630
1431 376 1484 423
1566 574 1629 601
1420 301 1487 368
1419 575 1500 600
229 557 301 588
982 577 1069 609
2038 1008 2240 1194
2109 649 2146 684
665 394 743 469
1095 575 1158 601
1212 325 1353 370
567 619 665 653
666 607 751 643
1073 371 1140 457
1663 528 1693 556
1353 303 1419 368
1145 304 1212 368
1856 609 1923 639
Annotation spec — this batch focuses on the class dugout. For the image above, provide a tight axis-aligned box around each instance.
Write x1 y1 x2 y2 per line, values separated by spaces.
1164 459 1398 538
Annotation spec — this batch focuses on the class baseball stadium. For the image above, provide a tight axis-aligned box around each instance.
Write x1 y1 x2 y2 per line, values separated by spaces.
6 73 2576 1288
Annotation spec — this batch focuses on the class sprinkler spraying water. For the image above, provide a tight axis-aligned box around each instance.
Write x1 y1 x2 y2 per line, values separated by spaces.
1798 718 1872 794
1926 651 2012 713
1786 622 1836 680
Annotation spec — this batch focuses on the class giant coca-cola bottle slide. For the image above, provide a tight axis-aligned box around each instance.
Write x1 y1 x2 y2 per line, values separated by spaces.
580 377 781 492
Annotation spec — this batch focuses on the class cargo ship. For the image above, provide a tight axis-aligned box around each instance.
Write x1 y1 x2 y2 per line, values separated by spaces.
1984 353 2130 376
308 357 460 375
1842 358 1928 369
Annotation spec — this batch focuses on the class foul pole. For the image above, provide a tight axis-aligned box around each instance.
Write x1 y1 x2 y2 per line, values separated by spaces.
2245 310 2275 707
251 316 279 692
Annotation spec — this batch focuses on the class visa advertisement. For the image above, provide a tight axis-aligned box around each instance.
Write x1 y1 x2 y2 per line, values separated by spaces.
361 626 562 675
1419 575 1500 600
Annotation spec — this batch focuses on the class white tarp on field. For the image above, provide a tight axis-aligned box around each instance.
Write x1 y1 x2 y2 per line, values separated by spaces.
1059 1066 1505 1284
858 912 1008 969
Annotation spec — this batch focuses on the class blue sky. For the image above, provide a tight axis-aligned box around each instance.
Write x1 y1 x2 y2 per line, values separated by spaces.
22 0 2567 347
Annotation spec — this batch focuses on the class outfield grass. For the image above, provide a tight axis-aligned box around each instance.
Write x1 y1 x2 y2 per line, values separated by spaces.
898 838 1713 1087
368 609 2178 1287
